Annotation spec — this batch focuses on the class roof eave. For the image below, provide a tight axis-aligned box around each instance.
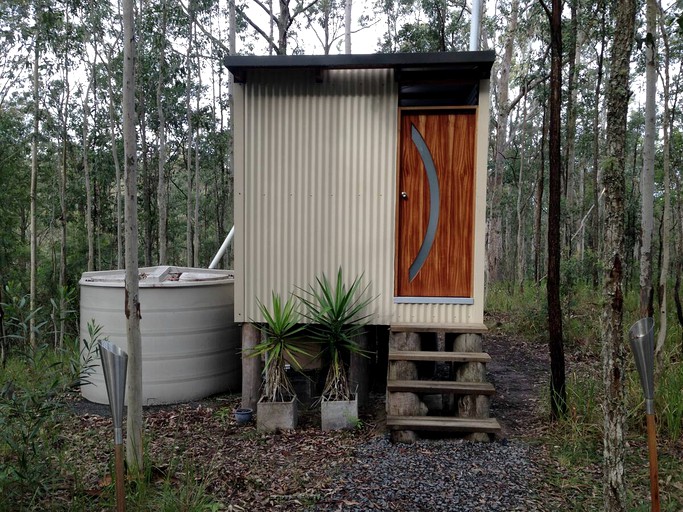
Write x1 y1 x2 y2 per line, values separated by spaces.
223 51 495 83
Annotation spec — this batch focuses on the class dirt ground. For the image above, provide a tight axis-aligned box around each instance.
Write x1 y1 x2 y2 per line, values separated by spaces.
484 332 550 437
60 330 553 510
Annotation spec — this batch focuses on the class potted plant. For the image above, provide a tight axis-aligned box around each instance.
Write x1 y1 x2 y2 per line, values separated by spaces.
251 292 308 432
299 268 375 430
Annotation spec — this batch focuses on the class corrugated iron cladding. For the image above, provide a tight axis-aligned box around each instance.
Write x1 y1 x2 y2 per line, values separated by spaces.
238 69 393 323
235 68 486 326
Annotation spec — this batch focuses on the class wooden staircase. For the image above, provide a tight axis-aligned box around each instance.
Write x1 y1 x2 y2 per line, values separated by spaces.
386 331 501 441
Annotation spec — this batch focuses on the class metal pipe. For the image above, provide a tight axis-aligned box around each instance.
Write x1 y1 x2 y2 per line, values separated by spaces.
209 226 235 269
470 0 482 51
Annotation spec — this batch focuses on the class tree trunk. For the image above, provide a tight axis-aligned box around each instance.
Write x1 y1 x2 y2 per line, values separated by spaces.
140 100 152 267
601 0 636 506
29 38 39 349
193 36 201 267
186 11 194 267
639 0 657 318
533 105 547 283
83 85 95 273
277 0 291 54
545 0 566 420
105 49 123 269
344 0 352 54
591 3 607 287
123 0 144 473
487 0 518 284
564 2 581 256
59 49 70 350
269 0 274 55
156 0 168 265
515 91 528 291
655 8 671 364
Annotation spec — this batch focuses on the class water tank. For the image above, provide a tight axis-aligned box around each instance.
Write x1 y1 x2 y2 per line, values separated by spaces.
79 266 240 405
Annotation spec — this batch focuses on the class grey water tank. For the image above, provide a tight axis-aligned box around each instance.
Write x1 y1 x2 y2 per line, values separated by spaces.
79 266 240 405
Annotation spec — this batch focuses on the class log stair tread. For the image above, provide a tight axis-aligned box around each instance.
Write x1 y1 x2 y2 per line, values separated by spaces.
389 350 491 363
386 415 501 433
387 380 495 395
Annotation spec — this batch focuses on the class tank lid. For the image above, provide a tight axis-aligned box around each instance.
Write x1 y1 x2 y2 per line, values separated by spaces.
79 266 234 287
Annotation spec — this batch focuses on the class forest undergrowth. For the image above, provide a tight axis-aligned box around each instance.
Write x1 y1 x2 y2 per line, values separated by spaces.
487 280 683 511
1 281 682 510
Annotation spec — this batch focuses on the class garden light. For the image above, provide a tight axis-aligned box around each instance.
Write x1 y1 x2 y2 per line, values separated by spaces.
628 317 660 512
100 340 128 512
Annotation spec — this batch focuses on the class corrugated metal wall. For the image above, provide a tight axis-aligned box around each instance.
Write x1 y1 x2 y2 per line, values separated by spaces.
233 68 490 328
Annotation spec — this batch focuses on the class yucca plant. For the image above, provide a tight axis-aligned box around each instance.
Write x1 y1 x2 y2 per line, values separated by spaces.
299 268 375 401
252 292 308 402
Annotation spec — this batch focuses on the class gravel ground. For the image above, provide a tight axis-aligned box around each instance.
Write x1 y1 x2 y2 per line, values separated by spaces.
314 436 546 511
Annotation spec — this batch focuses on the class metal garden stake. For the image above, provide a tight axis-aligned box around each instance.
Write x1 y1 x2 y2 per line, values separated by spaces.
100 340 128 512
628 317 660 512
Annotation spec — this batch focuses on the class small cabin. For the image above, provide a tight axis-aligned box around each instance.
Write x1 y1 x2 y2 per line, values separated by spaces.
224 52 494 329
224 52 499 438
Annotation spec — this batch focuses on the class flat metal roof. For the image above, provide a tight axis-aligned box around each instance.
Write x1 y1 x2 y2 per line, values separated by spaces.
223 51 495 83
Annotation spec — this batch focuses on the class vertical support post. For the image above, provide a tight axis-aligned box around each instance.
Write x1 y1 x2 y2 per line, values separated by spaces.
454 333 490 442
349 329 370 410
387 331 426 443
241 323 262 410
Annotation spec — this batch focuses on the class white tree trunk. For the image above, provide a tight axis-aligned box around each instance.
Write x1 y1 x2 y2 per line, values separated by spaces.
186 12 194 266
487 0 518 284
344 0 352 54
656 5 671 362
157 0 168 266
122 0 143 473
193 29 201 267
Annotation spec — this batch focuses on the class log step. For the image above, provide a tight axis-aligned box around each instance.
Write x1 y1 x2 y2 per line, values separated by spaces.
389 323 488 333
389 350 491 363
386 415 501 433
387 380 496 395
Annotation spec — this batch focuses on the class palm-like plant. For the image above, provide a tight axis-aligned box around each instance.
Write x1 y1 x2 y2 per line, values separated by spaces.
253 292 308 402
299 268 375 401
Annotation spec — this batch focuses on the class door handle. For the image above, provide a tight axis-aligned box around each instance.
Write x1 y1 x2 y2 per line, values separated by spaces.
401 192 408 200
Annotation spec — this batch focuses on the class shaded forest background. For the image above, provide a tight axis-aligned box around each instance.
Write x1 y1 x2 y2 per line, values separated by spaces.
1 0 682 352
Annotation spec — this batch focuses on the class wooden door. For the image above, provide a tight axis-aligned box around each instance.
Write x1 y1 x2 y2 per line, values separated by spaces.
395 109 476 299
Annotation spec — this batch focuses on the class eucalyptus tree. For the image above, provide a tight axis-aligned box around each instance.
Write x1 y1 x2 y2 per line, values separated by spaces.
25 0 71 347
640 0 657 318
156 0 170 265
185 3 195 266
654 2 676 364
487 0 520 284
29 4 41 347
541 0 566 420
304 0 347 54
238 0 322 54
375 0 471 52
0 107 30 286
601 0 637 506
589 0 608 285
122 0 144 473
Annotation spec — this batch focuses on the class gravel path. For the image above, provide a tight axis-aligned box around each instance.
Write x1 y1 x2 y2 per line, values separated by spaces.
310 332 552 511
314 436 547 511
